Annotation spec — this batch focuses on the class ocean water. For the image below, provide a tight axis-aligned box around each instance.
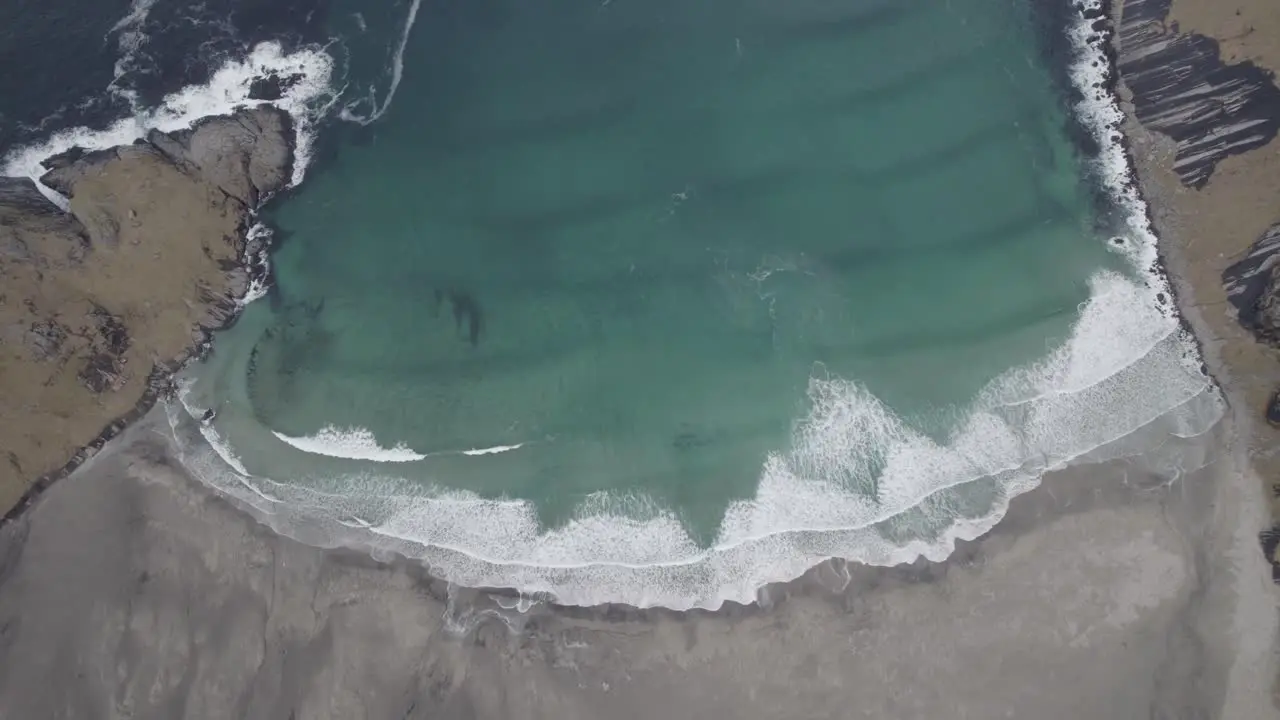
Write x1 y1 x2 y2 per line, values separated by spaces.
3 0 1223 609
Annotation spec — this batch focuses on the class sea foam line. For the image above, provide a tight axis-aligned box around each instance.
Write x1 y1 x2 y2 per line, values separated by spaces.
273 425 428 463
105 0 161 107
167 1 1223 610
339 0 423 125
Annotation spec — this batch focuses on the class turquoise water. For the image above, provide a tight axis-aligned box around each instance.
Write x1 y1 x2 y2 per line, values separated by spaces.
169 0 1218 607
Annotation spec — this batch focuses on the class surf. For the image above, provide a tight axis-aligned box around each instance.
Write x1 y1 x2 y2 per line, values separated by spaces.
2 41 336 196
159 0 1225 611
6 0 1226 611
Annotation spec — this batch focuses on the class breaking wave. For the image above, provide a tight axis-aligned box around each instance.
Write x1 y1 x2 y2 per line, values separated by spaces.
152 0 1225 610
167 266 1222 609
273 426 427 463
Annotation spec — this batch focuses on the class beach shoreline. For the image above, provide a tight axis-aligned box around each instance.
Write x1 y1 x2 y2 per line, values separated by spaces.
0 393 1263 719
0 0 1278 716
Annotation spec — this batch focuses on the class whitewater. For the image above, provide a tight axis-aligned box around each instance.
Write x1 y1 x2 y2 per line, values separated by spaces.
6 0 1226 610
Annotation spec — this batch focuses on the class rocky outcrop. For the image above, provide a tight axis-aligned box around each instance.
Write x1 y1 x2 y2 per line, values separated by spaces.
145 107 294 208
1117 0 1280 188
0 105 292 518
1222 222 1280 344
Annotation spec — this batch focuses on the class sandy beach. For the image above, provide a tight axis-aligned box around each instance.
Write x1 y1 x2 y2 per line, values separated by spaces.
1 0 1279 718
0 400 1267 719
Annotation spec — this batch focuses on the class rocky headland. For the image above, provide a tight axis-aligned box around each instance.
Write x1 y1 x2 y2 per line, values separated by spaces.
0 106 292 519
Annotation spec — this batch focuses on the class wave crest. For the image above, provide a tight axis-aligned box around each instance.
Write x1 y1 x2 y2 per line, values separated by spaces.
273 426 428 463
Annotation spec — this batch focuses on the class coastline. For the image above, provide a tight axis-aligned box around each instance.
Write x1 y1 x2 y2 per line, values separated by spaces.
143 0 1227 612
0 106 296 521
0 373 1265 717
0 0 1277 716
1115 0 1280 573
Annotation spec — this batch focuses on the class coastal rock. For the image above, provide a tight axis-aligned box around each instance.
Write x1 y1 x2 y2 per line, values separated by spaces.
1117 0 1280 188
0 104 293 518
1267 389 1280 428
1221 222 1280 344
38 145 131 198
147 106 294 208
0 176 60 214
249 72 305 101
0 177 89 264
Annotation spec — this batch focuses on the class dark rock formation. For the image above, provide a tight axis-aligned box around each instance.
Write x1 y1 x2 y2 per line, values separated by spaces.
1117 0 1280 188
0 177 89 264
1267 389 1280 428
1222 222 1280 343
146 107 295 207
1259 525 1280 582
249 72 304 101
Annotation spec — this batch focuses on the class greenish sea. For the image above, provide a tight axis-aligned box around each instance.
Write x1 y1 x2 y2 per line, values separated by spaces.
156 0 1220 608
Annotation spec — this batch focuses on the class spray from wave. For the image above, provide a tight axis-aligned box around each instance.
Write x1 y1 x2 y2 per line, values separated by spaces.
105 0 162 107
273 426 428 463
3 41 336 195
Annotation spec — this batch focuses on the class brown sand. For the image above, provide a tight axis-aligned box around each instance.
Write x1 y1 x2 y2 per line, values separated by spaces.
1169 0 1280 70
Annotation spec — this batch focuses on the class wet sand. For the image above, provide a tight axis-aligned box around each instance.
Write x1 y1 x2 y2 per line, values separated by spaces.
2 2 1279 718
0 389 1270 719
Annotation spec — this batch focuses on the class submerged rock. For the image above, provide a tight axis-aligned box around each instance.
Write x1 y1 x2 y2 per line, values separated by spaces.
1117 0 1280 188
0 105 293 518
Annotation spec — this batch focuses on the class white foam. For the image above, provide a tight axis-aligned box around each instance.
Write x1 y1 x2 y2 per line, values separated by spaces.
106 0 161 106
173 379 251 475
460 443 526 456
3 41 338 196
108 0 159 36
273 426 428 463
165 2 1226 610
339 0 422 125
240 223 274 306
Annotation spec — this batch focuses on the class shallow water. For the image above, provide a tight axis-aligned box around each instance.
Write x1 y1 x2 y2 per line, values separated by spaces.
198 0 1112 528
3 0 1223 609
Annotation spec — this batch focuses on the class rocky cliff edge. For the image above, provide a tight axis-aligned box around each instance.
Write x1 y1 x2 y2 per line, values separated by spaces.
0 106 293 517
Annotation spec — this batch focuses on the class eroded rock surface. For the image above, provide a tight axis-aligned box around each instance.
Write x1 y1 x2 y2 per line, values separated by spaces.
0 106 292 516
1118 0 1280 188
1222 222 1280 344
